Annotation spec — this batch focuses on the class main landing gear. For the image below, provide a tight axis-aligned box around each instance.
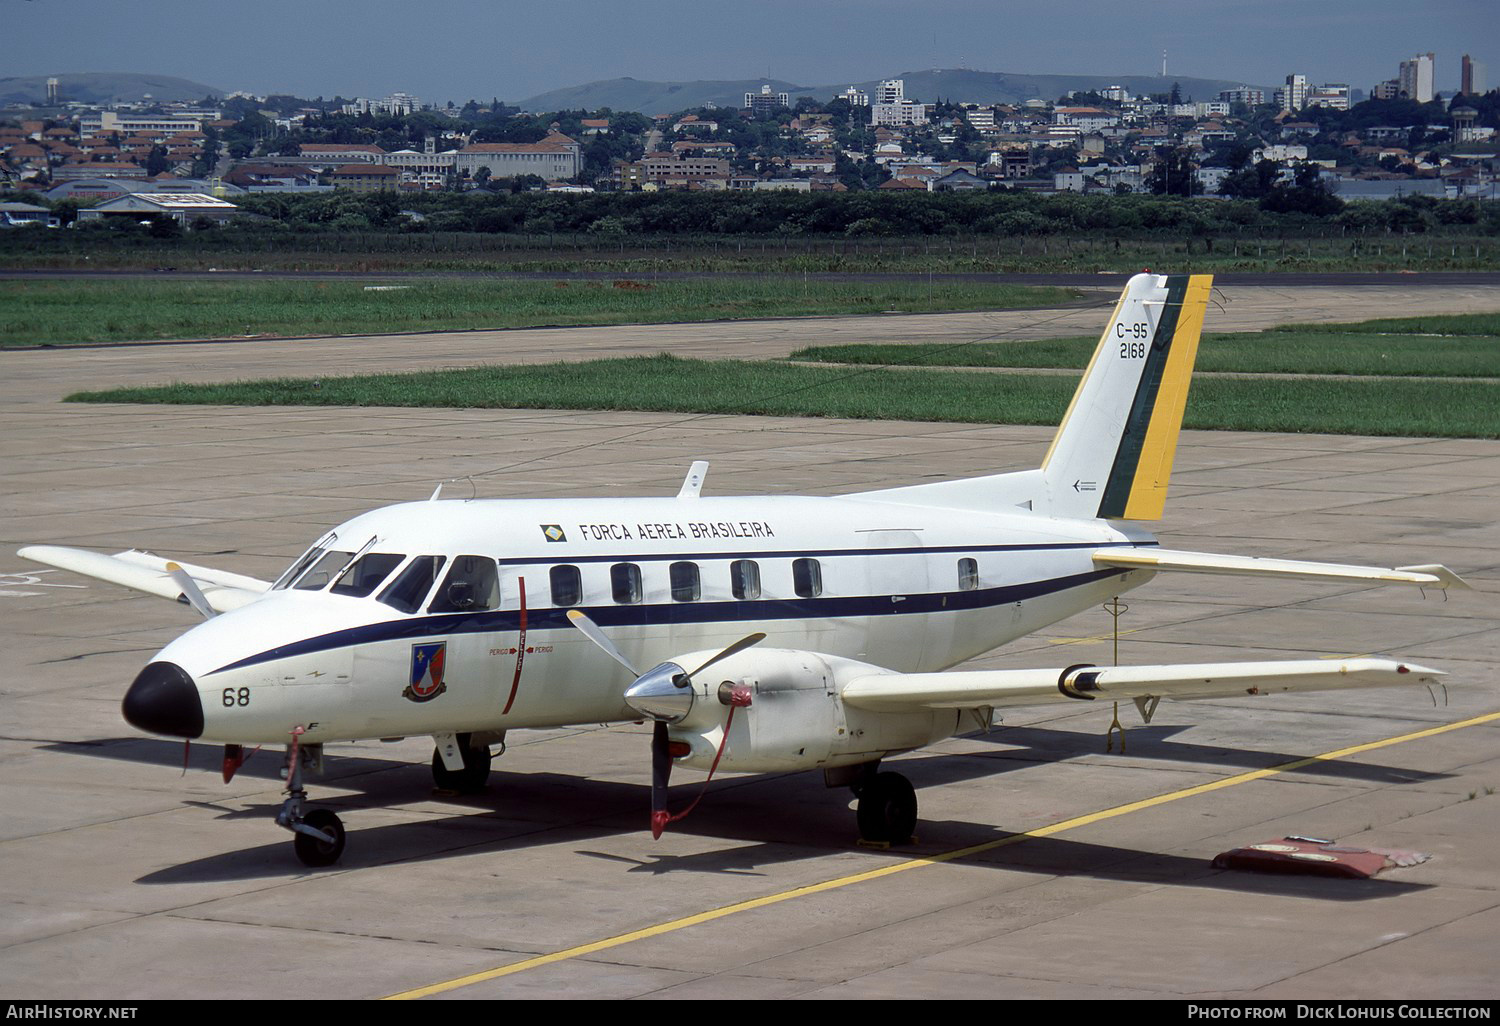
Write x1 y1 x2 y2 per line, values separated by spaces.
432 729 507 792
841 762 918 846
430 731 498 794
275 730 346 868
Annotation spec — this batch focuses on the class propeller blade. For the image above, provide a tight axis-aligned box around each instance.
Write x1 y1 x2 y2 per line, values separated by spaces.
566 609 638 677
682 632 766 682
651 720 672 839
166 562 215 619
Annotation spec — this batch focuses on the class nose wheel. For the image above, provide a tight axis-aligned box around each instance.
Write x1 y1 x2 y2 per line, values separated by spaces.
275 727 346 867
292 808 346 867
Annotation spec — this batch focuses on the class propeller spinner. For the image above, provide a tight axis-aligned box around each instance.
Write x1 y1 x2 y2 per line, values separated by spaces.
566 609 764 838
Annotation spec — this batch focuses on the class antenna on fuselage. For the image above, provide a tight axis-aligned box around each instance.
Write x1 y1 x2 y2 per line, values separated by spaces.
429 483 443 501
677 460 709 499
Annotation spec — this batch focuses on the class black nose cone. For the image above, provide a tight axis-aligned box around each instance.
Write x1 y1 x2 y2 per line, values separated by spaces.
123 662 203 738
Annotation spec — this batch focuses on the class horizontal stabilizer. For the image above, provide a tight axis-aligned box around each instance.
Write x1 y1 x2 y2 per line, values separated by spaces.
841 658 1445 712
17 545 269 613
1092 548 1470 590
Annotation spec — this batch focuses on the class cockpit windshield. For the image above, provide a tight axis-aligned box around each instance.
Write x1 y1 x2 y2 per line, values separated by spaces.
378 555 446 614
272 531 339 590
330 552 406 598
273 545 325 590
291 550 355 591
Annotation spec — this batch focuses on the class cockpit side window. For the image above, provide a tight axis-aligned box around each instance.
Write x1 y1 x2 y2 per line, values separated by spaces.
429 555 501 613
378 555 447 614
330 552 406 598
292 550 355 591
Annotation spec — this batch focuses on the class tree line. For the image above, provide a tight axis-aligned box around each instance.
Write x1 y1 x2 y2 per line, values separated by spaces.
222 188 1498 237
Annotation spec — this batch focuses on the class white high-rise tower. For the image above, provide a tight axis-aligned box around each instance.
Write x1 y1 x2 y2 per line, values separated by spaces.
1399 53 1435 102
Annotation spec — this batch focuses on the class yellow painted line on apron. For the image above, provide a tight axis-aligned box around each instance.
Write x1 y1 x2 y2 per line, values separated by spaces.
385 709 1500 1000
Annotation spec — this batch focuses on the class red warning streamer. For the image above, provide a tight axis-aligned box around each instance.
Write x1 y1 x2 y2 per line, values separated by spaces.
502 576 527 715
662 705 739 831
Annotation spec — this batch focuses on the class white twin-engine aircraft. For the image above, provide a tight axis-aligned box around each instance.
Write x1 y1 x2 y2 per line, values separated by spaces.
22 273 1467 867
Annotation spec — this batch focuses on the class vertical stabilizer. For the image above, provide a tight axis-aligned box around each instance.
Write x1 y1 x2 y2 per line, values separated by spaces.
1040 273 1212 520
851 272 1211 520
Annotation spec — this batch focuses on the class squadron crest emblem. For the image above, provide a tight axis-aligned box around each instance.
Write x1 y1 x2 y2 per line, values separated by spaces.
404 642 448 703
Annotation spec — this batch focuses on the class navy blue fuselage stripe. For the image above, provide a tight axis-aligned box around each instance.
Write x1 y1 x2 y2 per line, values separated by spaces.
495 540 1153 566
207 567 1132 676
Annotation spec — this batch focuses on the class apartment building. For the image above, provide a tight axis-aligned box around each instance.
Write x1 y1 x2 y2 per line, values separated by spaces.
872 100 929 127
1218 87 1266 106
744 85 790 115
1399 53 1435 103
639 155 731 182
327 163 401 192
1305 84 1351 111
1462 55 1487 95
1275 74 1308 111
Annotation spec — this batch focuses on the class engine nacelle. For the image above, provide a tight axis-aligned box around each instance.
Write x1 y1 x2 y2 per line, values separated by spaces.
667 648 956 774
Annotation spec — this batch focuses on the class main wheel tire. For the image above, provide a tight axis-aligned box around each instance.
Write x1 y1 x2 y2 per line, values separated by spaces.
856 772 917 845
293 809 346 867
431 739 493 793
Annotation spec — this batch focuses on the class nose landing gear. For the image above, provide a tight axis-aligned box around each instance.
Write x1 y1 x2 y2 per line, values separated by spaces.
275 726 346 868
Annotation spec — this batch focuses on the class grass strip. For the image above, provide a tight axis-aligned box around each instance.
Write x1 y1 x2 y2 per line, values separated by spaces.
1275 313 1500 336
66 354 1500 438
791 325 1500 378
0 278 1075 348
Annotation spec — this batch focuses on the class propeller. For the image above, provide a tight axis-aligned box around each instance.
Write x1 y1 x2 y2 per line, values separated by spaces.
567 609 765 838
166 562 215 619
565 609 637 676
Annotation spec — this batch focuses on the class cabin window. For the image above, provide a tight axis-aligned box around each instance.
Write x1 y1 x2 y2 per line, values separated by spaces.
611 563 643 604
958 557 979 592
730 559 761 600
550 564 582 607
670 561 700 602
793 557 823 598
378 555 446 614
429 555 501 613
292 549 355 591
330 552 406 598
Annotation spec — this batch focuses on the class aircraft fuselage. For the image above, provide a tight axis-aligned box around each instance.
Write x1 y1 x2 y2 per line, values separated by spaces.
138 494 1156 750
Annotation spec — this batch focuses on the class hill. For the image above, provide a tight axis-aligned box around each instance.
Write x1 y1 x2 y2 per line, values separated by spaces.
517 68 1264 116
0 72 223 106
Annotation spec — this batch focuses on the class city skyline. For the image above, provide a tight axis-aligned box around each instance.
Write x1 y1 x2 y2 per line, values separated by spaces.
3 0 1493 106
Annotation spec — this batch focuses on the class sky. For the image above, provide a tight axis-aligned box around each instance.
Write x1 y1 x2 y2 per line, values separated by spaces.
4 0 1494 104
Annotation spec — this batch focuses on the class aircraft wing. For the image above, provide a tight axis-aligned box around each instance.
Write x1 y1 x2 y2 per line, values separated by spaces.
1093 547 1470 590
17 545 270 613
840 658 1444 712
